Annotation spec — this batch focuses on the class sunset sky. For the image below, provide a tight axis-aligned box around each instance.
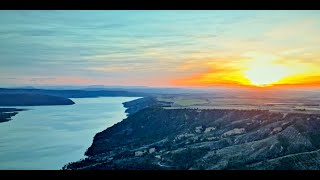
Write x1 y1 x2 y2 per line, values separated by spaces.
0 10 320 88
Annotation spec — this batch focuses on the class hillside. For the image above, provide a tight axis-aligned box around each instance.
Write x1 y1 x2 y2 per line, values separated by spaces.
64 104 320 170
123 97 172 115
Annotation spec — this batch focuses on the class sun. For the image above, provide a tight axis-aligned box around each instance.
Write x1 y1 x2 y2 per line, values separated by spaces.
244 57 290 87
245 65 289 87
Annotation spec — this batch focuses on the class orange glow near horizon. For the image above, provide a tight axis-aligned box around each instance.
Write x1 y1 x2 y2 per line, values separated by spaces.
171 53 320 89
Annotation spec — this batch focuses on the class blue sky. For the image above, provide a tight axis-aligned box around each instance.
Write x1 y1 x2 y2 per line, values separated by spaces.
1 10 320 87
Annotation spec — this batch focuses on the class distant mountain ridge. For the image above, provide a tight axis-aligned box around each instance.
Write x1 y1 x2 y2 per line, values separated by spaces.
0 88 146 98
0 94 75 106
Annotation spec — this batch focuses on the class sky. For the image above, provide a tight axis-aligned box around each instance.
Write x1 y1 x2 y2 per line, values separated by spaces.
0 10 320 88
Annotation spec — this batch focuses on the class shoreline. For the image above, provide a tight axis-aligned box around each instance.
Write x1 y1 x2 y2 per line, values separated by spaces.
62 96 143 169
0 108 27 123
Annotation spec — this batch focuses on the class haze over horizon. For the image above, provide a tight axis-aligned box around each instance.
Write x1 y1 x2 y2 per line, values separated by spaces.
1 10 320 89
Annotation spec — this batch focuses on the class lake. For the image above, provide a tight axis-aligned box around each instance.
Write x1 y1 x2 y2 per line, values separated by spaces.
0 97 139 170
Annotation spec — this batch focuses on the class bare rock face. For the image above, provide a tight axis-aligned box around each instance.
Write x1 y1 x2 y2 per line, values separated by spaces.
222 128 246 137
204 127 216 133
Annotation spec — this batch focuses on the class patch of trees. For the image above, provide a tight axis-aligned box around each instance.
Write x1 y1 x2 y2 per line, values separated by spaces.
169 147 210 169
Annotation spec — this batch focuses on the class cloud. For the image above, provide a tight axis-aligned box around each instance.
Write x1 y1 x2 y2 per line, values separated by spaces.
0 11 320 87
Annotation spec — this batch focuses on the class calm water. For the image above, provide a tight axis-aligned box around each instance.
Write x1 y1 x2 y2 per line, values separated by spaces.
0 97 139 170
